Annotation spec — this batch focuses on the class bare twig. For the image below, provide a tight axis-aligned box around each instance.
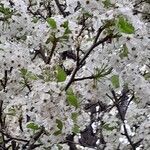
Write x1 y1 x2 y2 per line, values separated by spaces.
27 0 46 20
110 89 136 150
46 40 58 64
31 44 47 63
0 129 29 143
54 0 69 17
23 126 44 150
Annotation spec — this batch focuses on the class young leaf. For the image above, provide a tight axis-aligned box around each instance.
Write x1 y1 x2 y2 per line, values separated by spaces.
32 17 39 23
119 44 128 59
144 72 150 80
6 108 16 116
56 119 63 131
111 75 120 88
47 18 57 29
56 66 67 82
103 123 116 131
26 122 39 130
61 21 69 28
71 112 78 123
53 119 63 136
61 21 72 39
53 130 62 136
116 16 135 34
20 68 28 76
66 88 79 109
72 124 80 134
102 0 112 8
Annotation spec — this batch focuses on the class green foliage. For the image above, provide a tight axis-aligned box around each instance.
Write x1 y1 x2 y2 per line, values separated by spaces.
47 18 57 29
20 68 38 81
54 119 63 136
111 75 120 88
26 122 40 131
19 68 37 90
83 12 93 18
6 107 16 116
61 21 71 34
72 124 80 134
143 72 150 80
32 17 39 23
103 123 116 131
102 0 112 8
0 3 13 21
71 112 78 123
46 32 57 44
71 112 80 134
119 44 128 59
94 65 112 80
116 16 135 34
60 21 72 41
66 88 79 109
93 65 112 87
56 66 67 82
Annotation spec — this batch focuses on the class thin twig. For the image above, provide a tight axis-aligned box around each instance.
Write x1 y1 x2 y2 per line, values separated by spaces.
0 100 6 149
54 0 69 17
25 126 44 150
65 33 117 90
46 40 58 64
110 89 136 150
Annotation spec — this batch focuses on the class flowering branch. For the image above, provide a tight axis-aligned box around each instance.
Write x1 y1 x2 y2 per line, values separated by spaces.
65 31 118 90
109 89 139 150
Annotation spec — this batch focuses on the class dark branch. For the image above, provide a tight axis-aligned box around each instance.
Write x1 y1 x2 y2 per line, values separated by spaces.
65 32 118 90
54 0 69 17
46 40 58 64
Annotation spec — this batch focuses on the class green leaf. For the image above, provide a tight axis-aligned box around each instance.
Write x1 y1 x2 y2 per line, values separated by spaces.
47 18 57 29
56 66 67 82
117 16 135 34
144 72 150 80
32 17 39 23
72 124 80 134
46 33 56 44
26 122 39 130
20 68 28 76
61 21 69 28
27 73 38 80
102 0 112 8
103 123 116 131
6 108 16 116
53 130 62 136
53 119 63 136
20 68 37 80
119 44 128 59
56 119 63 130
66 89 79 109
71 112 78 123
61 21 72 37
83 12 93 18
111 75 120 88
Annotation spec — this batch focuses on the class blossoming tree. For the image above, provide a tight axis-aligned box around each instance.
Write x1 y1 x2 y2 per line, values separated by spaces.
0 0 149 149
